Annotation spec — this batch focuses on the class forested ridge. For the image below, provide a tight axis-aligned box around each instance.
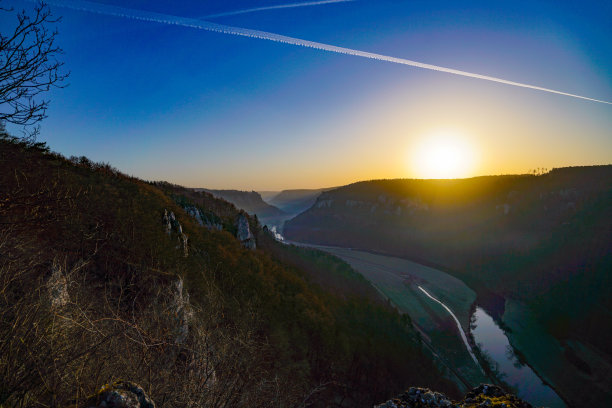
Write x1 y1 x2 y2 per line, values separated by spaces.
0 135 457 407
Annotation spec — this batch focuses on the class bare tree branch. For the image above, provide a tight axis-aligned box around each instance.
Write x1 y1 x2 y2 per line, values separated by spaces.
0 1 68 137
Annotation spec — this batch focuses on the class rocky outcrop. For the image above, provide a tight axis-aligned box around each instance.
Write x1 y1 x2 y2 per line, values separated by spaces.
316 194 428 216
375 384 533 408
169 278 192 345
162 209 189 257
184 205 203 226
162 209 172 234
48 261 69 309
78 381 155 408
236 213 256 249
177 223 188 257
263 225 284 241
183 205 223 231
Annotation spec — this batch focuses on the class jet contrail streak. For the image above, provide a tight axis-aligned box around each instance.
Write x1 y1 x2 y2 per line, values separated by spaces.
43 0 612 105
202 0 354 19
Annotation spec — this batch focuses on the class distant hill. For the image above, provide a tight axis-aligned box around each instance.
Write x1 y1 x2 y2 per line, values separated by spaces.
201 189 286 219
258 190 280 202
285 166 612 407
267 188 335 216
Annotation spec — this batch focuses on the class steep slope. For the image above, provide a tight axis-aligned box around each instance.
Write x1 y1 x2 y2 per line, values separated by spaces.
284 168 612 407
0 136 458 407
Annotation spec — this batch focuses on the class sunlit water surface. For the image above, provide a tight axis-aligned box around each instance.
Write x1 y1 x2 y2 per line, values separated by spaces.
471 307 566 408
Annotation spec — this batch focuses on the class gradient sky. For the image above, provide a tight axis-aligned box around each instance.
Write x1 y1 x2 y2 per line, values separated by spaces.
6 0 612 189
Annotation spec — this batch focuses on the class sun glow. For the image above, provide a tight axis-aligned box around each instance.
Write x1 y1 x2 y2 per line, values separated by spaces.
411 131 476 179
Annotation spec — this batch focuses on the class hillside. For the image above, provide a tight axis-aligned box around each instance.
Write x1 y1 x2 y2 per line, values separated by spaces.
0 136 458 407
258 190 281 202
201 189 286 219
266 188 333 216
284 168 612 406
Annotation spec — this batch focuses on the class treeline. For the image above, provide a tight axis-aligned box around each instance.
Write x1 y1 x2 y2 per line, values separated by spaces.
0 136 457 407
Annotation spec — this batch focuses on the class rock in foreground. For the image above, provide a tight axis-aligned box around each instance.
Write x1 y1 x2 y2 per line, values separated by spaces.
376 384 534 408
78 381 155 408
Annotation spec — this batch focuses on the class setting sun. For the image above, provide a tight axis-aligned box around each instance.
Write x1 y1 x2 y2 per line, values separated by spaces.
411 131 476 179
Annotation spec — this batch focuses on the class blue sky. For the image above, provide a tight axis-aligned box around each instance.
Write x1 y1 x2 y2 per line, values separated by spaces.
6 0 612 189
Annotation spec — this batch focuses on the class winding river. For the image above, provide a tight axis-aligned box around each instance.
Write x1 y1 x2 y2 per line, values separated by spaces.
288 241 567 407
419 288 567 407
471 307 566 408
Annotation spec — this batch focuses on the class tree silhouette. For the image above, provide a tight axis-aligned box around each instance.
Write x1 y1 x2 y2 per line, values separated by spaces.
0 1 68 136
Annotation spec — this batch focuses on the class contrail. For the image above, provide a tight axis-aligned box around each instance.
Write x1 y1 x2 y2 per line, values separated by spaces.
202 0 354 20
42 0 612 105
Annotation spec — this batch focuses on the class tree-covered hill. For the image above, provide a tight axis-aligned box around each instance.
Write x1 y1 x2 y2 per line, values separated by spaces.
0 136 458 407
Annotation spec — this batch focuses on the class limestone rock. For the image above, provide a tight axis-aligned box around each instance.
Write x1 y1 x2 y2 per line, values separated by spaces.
81 381 155 408
162 209 173 235
375 384 534 408
162 209 189 257
48 261 69 309
236 213 256 249
170 278 192 345
179 227 188 258
184 205 203 226
183 205 223 231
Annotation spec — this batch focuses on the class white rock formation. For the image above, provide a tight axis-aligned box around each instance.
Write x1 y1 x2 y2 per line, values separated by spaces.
316 199 333 208
162 209 189 256
170 278 192 345
48 261 69 309
237 213 256 250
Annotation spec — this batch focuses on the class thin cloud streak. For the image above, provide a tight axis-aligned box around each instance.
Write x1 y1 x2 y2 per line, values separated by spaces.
44 0 612 105
202 0 354 19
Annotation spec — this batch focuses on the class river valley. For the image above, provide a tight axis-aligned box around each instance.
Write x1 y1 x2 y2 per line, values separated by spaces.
293 243 568 407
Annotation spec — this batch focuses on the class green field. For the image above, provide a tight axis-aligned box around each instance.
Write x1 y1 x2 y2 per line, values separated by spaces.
312 246 488 388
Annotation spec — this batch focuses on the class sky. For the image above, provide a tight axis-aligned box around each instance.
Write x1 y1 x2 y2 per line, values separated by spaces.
5 0 612 190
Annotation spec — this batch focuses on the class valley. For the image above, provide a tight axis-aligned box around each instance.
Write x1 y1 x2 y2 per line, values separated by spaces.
291 244 568 407
2 1 610 406
282 167 612 407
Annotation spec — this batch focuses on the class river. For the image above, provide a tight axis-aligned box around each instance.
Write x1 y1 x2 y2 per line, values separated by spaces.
471 307 566 407
285 241 567 406
418 286 566 407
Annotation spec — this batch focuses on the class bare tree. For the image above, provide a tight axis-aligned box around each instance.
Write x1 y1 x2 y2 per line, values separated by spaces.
0 1 68 136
